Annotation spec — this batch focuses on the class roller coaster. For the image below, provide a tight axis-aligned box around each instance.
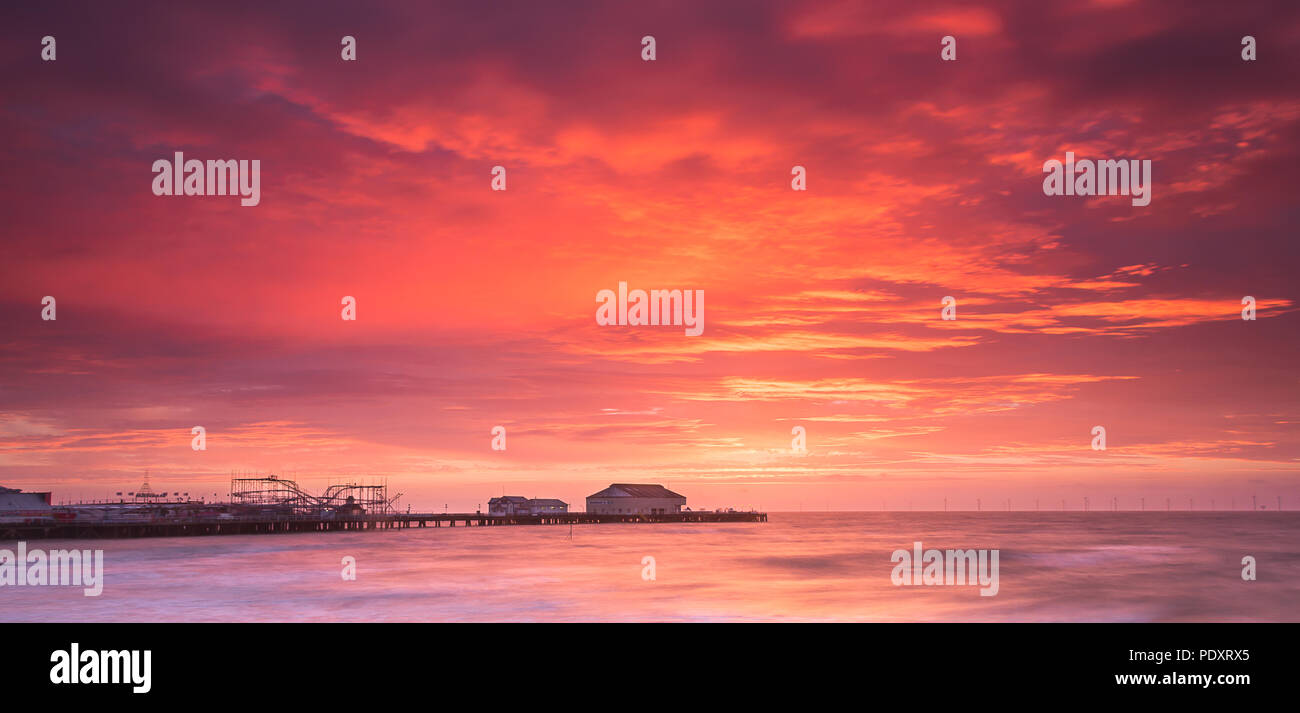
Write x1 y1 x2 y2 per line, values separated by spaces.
229 475 401 515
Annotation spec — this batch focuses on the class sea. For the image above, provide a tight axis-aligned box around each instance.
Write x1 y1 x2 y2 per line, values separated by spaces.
3 512 1297 622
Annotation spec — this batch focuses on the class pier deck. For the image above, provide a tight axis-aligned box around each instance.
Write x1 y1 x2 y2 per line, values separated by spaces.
2 510 767 541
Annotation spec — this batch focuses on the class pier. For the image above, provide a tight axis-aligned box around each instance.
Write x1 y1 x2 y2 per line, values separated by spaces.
2 510 767 541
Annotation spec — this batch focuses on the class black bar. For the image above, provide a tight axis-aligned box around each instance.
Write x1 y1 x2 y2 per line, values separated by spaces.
0 623 1287 702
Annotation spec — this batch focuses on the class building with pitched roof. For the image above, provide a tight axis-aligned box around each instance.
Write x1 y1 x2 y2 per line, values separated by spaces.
488 495 531 515
488 495 569 516
585 484 686 515
527 498 568 514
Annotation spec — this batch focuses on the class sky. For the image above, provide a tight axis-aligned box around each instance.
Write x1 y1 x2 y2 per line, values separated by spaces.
1 0 1297 512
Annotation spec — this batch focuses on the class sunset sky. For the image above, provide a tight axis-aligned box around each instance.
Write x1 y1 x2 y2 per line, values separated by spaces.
2 0 1297 511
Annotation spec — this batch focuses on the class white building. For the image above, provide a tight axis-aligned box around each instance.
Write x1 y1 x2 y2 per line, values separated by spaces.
0 485 52 510
585 484 685 515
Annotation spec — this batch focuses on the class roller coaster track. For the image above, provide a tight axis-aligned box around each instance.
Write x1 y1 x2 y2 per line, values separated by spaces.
230 476 401 514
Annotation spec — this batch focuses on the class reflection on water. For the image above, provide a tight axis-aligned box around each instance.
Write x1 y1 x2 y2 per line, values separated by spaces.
3 512 1297 622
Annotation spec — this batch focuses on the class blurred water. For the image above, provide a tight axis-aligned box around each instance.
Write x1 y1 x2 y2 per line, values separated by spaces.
3 512 1296 622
